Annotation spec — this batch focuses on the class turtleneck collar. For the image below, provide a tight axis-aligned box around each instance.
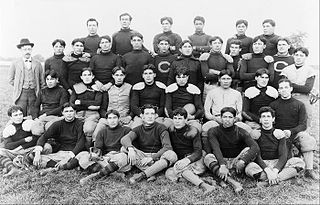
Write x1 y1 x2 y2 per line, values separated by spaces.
100 50 111 55
163 30 173 35
143 122 156 130
109 124 120 130
121 27 131 32
195 31 204 35
252 53 264 57
54 53 64 59
71 52 82 58
175 125 188 133
158 51 170 57
221 124 235 131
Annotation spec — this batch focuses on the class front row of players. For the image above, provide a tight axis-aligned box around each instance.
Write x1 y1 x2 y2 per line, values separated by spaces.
0 77 316 194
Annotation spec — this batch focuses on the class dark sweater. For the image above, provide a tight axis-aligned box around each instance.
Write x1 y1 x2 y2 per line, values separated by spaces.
169 125 202 162
111 28 135 56
272 54 294 88
257 34 280 56
225 34 253 55
122 50 154 85
154 52 177 85
121 122 172 160
89 51 122 84
131 82 166 117
37 118 85 155
70 82 102 111
4 122 38 150
95 125 131 154
82 34 100 56
269 97 307 139
188 31 212 58
153 31 182 55
255 128 288 170
207 124 259 165
32 85 69 118
44 54 69 89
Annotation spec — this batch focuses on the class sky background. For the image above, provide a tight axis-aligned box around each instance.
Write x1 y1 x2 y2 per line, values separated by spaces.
0 0 319 64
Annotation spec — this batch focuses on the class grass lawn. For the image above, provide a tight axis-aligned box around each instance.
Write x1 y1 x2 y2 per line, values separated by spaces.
0 65 319 204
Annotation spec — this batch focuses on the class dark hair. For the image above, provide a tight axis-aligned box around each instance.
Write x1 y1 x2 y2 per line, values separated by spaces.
255 68 270 77
87 18 98 26
262 19 276 27
229 39 242 48
175 66 190 76
45 69 59 79
194 16 205 24
140 104 158 114
172 107 188 119
81 67 93 74
219 69 233 78
179 40 193 48
143 64 156 73
277 37 291 45
252 36 267 44
100 35 111 43
112 66 126 75
259 106 275 117
160 17 173 25
7 105 23 117
119 13 132 21
130 32 143 40
278 78 292 87
106 109 120 118
71 38 85 46
209 36 223 44
157 36 170 44
293 47 309 57
62 102 75 111
221 107 237 117
52 39 66 47
236 19 248 27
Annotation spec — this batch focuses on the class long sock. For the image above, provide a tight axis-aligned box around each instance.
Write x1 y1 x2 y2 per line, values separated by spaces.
0 156 14 171
87 163 102 174
61 158 79 170
181 169 203 186
144 159 168 178
98 162 119 177
303 152 314 169
278 167 298 181
208 161 219 175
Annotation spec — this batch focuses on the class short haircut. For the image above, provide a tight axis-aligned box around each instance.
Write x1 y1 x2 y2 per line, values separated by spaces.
45 69 59 79
141 104 158 114
71 38 85 46
106 109 120 118
112 66 126 75
100 35 111 43
130 32 143 40
278 78 292 87
259 106 275 117
87 18 98 26
193 16 205 24
157 36 170 44
253 36 267 44
255 68 270 77
81 67 93 74
277 37 291 45
7 105 23 117
293 47 309 56
143 64 156 73
262 19 276 27
229 39 242 48
236 19 248 27
179 40 193 48
52 39 66 47
172 107 188 119
219 69 233 78
221 107 237 117
160 17 173 25
62 102 75 111
119 13 132 21
209 36 223 44
175 66 190 76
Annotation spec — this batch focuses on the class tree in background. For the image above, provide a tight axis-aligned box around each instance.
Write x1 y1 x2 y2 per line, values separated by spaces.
289 31 308 49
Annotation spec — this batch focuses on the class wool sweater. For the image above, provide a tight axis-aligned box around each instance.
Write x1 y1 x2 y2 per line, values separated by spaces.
44 54 69 89
111 28 136 56
188 31 212 58
82 34 100 56
257 34 280 56
272 54 294 88
154 52 177 85
225 34 253 55
70 82 102 111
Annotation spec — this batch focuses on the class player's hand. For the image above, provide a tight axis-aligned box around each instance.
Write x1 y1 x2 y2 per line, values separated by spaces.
235 159 246 174
218 165 230 181
127 147 137 165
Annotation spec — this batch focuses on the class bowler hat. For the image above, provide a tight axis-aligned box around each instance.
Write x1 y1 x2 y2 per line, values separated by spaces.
17 38 34 49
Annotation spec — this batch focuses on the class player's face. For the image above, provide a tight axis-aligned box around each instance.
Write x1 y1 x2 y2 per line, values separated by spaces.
219 74 232 89
179 42 193 56
252 39 265 54
142 69 155 85
173 114 187 129
194 20 204 32
112 70 125 85
10 110 24 124
263 23 275 35
131 36 143 50
141 108 156 125
120 15 131 28
162 20 172 32
107 113 120 128
221 112 236 128
259 112 274 129
176 74 189 86
80 70 94 84
277 40 290 54
157 40 170 53
87 21 98 35
210 39 222 52
46 75 59 88
62 107 76 122
255 73 269 88
278 81 293 99
236 23 247 35
20 45 32 59
53 42 65 55
73 42 84 54
99 38 111 51
229 44 241 56
293 51 307 66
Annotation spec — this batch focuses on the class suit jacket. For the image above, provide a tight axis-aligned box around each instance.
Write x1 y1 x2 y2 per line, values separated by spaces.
8 58 45 103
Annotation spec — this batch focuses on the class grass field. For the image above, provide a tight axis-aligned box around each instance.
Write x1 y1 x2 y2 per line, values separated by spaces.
0 65 319 204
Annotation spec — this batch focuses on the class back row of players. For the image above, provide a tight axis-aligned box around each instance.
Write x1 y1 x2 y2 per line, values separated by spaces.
2 14 319 193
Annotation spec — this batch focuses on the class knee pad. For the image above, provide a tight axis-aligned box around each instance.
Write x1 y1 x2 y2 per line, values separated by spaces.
162 150 178 166
297 132 317 152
